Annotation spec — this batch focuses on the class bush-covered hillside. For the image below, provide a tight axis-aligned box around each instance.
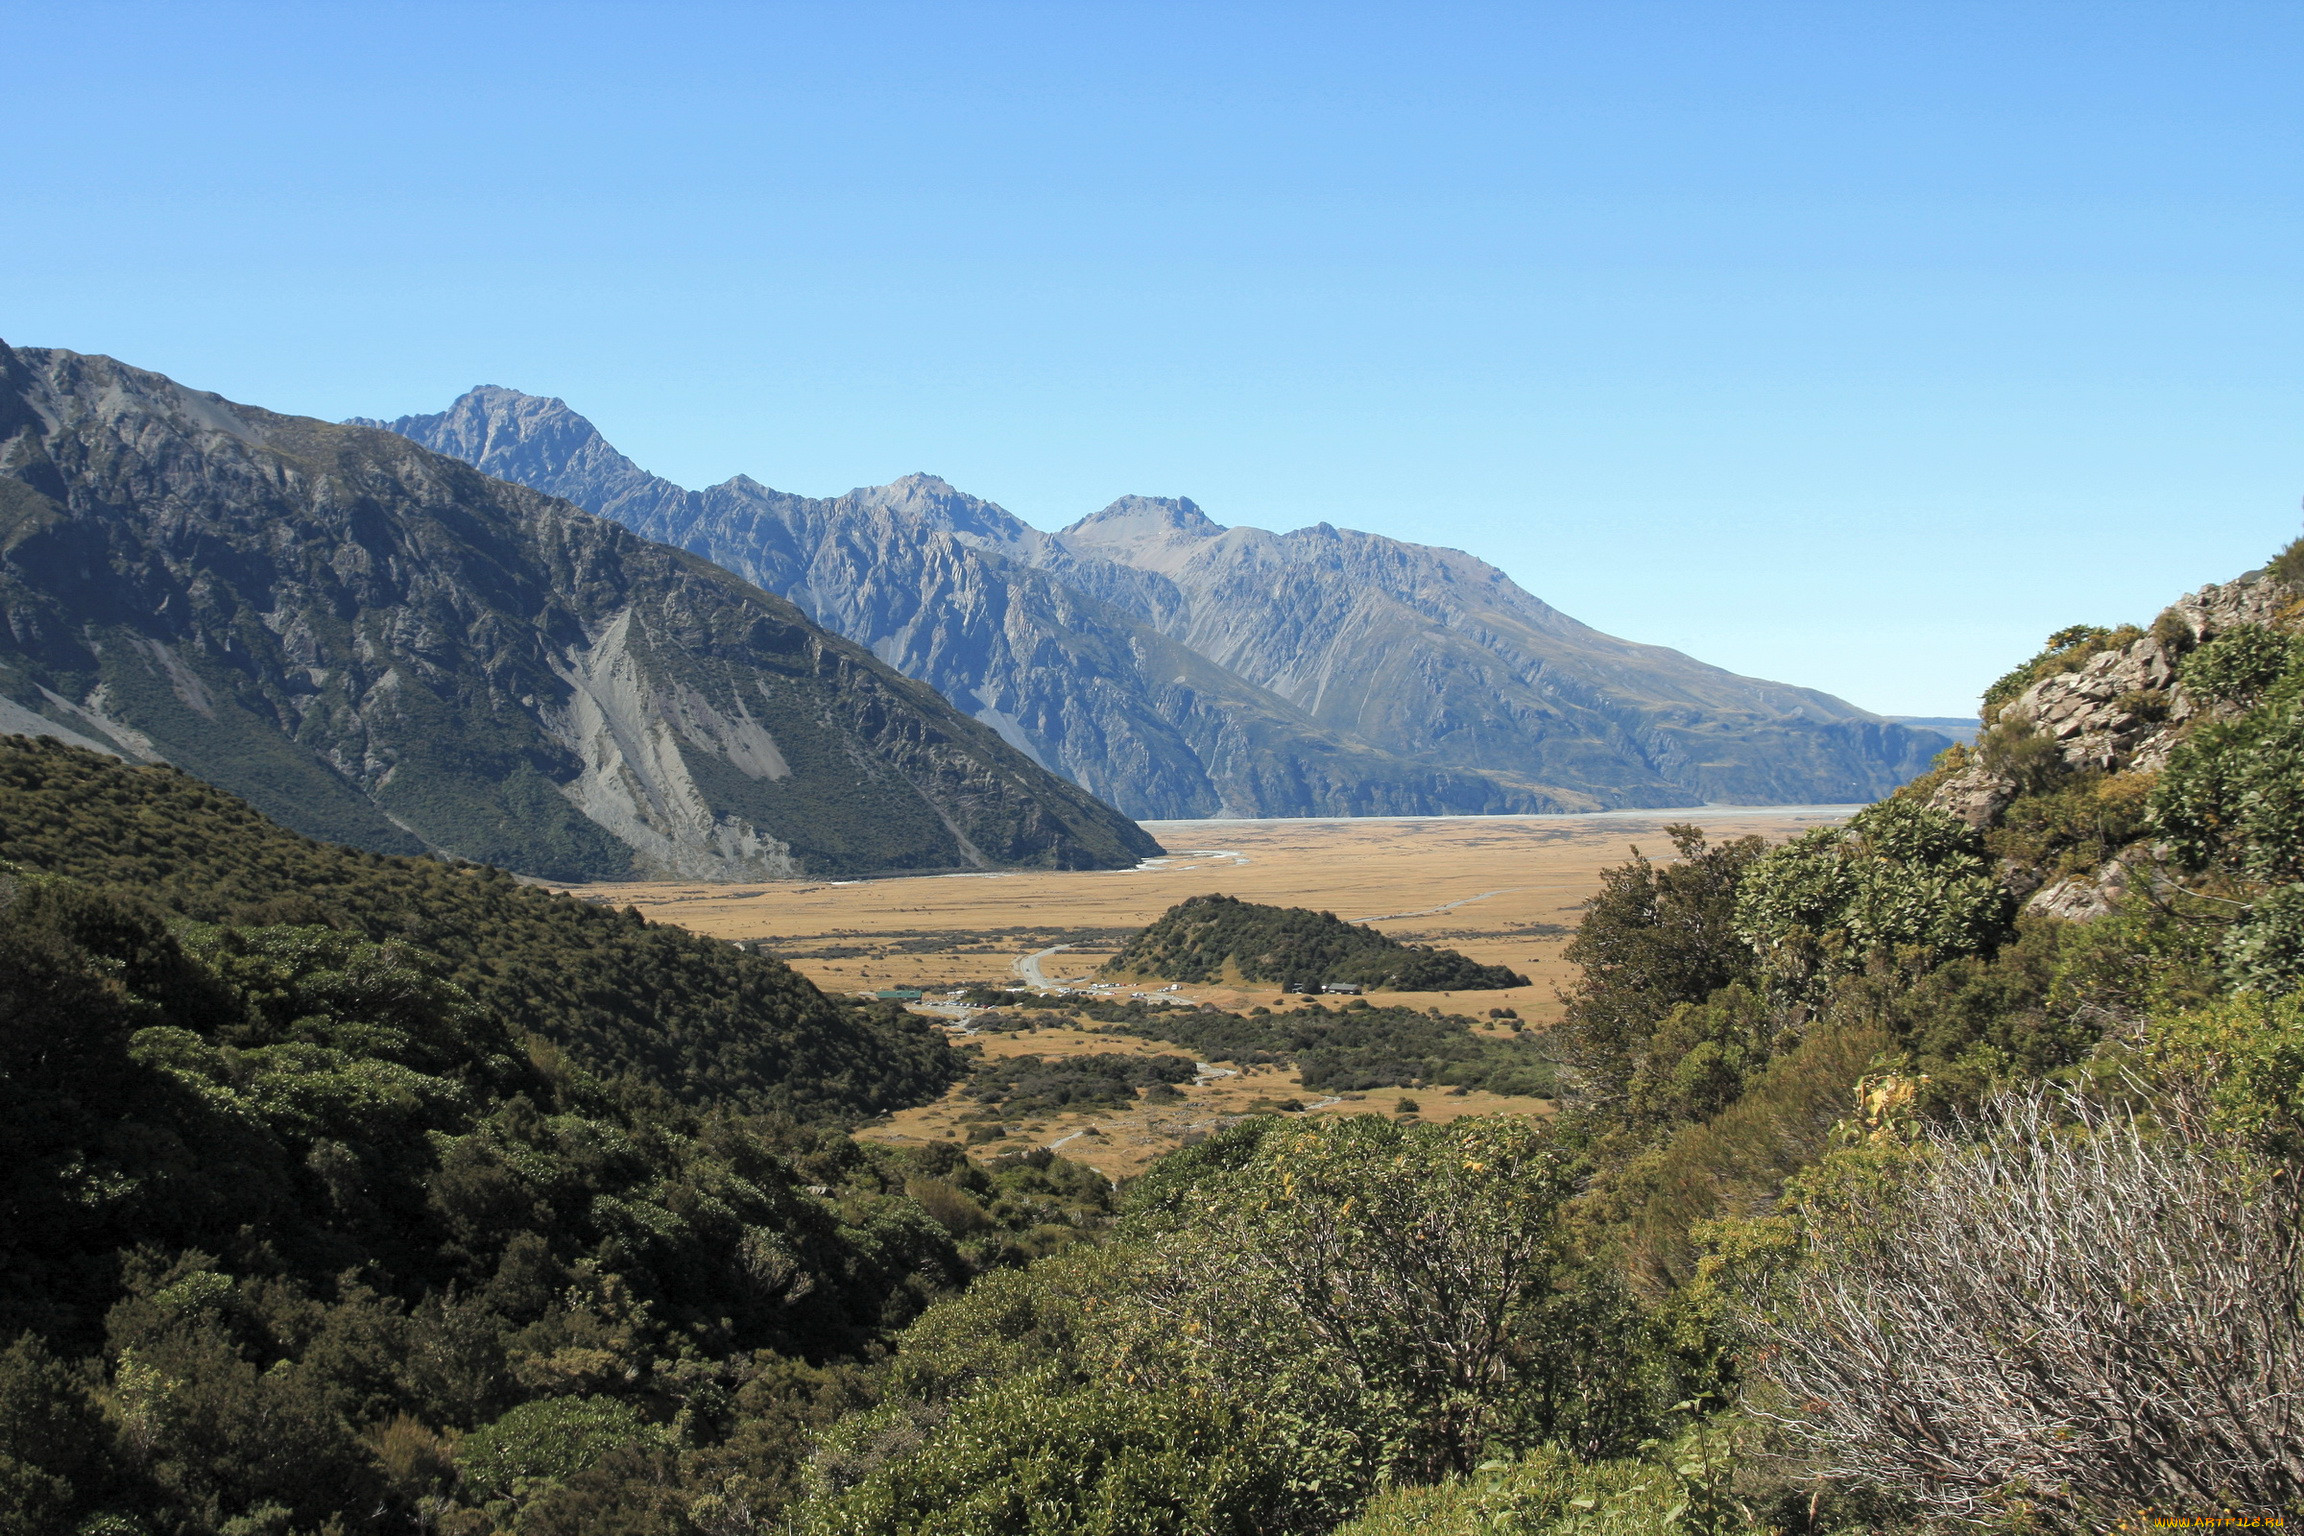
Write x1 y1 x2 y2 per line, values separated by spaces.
0 736 960 1118
1108 999 1558 1096
1104 892 1528 991
0 865 1116 1536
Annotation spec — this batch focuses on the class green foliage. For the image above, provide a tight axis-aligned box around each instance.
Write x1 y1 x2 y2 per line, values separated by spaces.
0 1333 139 1536
0 735 963 1118
1557 827 1768 1105
2138 991 2304 1154
2266 534 2304 590
1332 1422 1778 1536
0 861 1123 1534
1979 623 2144 724
1128 1116 1664 1478
1983 767 2154 878
1973 718 2071 795
1106 892 1528 992
1733 797 2012 992
1102 999 1562 1096
1621 983 1780 1131
798 1117 1670 1535
802 1366 1320 1536
458 1395 667 1504
1606 1023 1895 1288
2154 687 2304 888
2149 654 2304 992
2178 622 2302 705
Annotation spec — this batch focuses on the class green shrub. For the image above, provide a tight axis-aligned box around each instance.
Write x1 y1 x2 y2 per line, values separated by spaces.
457 1394 666 1504
2178 623 2302 705
0 736 964 1119
2267 534 2304 589
1557 827 1770 1104
2142 991 2304 1154
1733 798 2012 994
801 1367 1329 1536
1974 719 2069 795
2151 607 2200 656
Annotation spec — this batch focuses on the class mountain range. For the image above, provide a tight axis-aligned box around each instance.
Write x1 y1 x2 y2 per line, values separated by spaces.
0 342 1158 880
364 387 1949 819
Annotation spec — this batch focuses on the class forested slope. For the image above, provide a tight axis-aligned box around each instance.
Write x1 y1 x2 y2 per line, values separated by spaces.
0 731 1114 1535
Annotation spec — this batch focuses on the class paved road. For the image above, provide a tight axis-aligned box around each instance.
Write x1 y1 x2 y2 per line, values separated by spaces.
1015 943 1077 989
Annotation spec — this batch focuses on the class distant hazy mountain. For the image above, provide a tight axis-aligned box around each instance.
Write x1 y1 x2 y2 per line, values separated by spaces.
364 388 1949 817
0 344 1159 880
1888 715 1982 746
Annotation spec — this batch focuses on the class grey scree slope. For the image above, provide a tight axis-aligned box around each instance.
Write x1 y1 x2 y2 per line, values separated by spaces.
361 387 1950 821
0 342 1160 881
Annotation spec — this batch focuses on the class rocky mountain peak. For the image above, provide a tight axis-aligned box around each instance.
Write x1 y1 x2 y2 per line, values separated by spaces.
349 386 663 519
1057 495 1228 572
6 342 1158 880
849 473 1044 555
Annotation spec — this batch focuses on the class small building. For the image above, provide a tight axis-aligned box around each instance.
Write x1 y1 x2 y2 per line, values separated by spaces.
872 988 924 1001
1321 981 1364 995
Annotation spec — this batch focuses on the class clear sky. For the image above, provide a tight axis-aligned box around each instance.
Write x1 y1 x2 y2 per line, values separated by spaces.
6 1 2299 717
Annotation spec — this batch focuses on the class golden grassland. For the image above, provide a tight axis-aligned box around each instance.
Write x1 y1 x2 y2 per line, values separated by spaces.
554 807 1851 1179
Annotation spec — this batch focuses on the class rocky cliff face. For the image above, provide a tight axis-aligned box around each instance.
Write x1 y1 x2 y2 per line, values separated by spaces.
0 344 1160 880
369 388 1951 818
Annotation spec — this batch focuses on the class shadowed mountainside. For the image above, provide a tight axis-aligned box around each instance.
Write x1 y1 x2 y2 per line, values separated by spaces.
0 343 1159 880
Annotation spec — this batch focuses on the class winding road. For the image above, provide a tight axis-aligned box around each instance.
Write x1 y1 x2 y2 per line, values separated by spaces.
1015 943 1081 990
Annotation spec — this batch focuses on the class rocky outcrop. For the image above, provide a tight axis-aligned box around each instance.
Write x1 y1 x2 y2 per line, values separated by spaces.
0 342 1160 880
1929 574 2289 834
371 388 1952 817
1923 571 2298 919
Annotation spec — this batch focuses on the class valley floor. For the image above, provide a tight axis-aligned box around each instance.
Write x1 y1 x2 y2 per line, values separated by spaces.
554 805 1854 1176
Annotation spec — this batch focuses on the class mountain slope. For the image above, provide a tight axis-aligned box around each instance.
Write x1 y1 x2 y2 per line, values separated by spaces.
0 343 1158 879
1048 497 1945 806
367 388 1948 816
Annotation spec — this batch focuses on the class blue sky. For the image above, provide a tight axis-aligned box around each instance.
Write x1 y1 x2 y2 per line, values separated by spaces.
6 1 2300 717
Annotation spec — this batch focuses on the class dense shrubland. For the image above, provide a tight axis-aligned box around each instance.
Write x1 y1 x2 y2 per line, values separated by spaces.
962 987 1562 1097
11 544 2304 1533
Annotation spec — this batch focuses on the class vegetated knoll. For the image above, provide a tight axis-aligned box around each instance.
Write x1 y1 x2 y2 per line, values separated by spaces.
0 734 961 1118
374 385 1950 817
0 340 1156 880
1102 891 1529 991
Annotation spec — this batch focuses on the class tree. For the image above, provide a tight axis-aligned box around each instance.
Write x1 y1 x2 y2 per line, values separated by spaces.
1558 827 1770 1104
1139 1115 1650 1479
